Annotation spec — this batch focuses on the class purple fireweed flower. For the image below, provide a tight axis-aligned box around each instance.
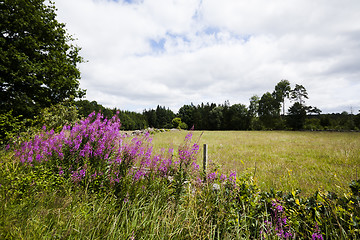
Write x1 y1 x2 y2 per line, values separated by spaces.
71 169 86 183
263 201 293 239
207 172 217 182
185 132 192 141
192 162 199 170
229 171 236 183
196 177 203 186
312 224 323 240
220 174 227 182
312 233 323 240
35 154 42 162
133 169 145 181
191 143 200 152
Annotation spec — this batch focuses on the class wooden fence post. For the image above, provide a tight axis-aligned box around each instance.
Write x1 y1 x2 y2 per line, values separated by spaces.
203 144 208 174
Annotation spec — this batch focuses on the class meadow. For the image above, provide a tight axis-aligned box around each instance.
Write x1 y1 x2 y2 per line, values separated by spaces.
0 113 359 239
151 130 360 196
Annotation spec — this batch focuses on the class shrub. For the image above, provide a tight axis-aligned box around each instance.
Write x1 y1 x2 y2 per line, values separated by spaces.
0 111 25 145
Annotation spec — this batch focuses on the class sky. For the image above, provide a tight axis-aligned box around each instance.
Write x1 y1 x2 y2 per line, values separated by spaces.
54 0 360 114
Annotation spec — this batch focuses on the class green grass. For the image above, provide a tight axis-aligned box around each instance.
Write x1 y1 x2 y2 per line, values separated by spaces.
150 130 360 195
1 130 359 239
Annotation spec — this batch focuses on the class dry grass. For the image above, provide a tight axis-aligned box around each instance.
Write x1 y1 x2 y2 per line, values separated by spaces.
150 130 360 195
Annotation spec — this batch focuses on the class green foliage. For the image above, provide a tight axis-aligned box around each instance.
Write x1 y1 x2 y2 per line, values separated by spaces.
0 151 66 204
143 105 175 129
75 99 147 130
75 99 113 118
291 84 309 105
258 92 281 129
35 102 79 132
172 117 188 129
0 110 25 145
228 103 250 130
172 117 181 128
287 102 307 130
304 118 323 130
273 79 291 116
248 95 260 118
0 0 85 119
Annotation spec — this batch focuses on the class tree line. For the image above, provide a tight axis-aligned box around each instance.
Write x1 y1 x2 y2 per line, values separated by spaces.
74 80 360 132
143 80 360 131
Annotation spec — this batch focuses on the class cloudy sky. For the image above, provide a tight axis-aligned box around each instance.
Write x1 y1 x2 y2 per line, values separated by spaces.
55 0 360 114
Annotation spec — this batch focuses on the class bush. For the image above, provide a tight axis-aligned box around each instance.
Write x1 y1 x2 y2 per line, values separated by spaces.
172 117 188 129
34 102 79 133
0 111 26 145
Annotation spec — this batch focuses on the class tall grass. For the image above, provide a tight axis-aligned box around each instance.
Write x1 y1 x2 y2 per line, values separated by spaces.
1 114 359 239
151 131 360 195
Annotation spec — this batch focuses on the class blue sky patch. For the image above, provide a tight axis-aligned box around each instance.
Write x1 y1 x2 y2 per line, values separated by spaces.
204 27 220 35
149 38 166 53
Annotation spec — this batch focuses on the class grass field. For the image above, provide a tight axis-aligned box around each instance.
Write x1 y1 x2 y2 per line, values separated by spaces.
151 130 360 195
2 117 359 239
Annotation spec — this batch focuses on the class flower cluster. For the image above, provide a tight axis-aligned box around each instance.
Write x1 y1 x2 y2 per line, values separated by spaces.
11 112 202 189
261 200 293 239
205 171 237 186
311 223 324 240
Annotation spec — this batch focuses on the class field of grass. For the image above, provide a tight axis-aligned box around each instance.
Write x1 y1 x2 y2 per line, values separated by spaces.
151 130 360 195
1 116 359 239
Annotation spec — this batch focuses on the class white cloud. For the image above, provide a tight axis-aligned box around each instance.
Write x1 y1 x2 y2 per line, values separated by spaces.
55 0 360 113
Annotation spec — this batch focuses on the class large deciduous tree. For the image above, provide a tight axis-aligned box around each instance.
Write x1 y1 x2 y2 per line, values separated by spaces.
258 92 281 129
0 0 85 118
248 95 260 118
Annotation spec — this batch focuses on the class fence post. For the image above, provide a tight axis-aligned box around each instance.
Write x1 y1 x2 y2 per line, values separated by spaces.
203 144 208 174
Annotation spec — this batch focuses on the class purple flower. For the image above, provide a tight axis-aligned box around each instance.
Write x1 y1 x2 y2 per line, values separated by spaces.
133 170 145 181
262 201 293 239
220 174 227 181
185 132 192 141
196 177 203 186
229 171 236 183
312 224 323 240
207 172 217 182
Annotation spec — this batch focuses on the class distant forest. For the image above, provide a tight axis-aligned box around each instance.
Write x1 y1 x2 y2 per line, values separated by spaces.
75 99 360 131
75 80 360 131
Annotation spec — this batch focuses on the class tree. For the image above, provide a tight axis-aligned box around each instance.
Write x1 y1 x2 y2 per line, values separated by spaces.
209 106 223 130
248 95 260 118
273 80 291 116
172 117 187 129
228 103 250 130
0 0 85 119
306 106 322 115
290 84 308 104
287 102 307 130
178 104 195 128
258 92 281 129
143 109 157 128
